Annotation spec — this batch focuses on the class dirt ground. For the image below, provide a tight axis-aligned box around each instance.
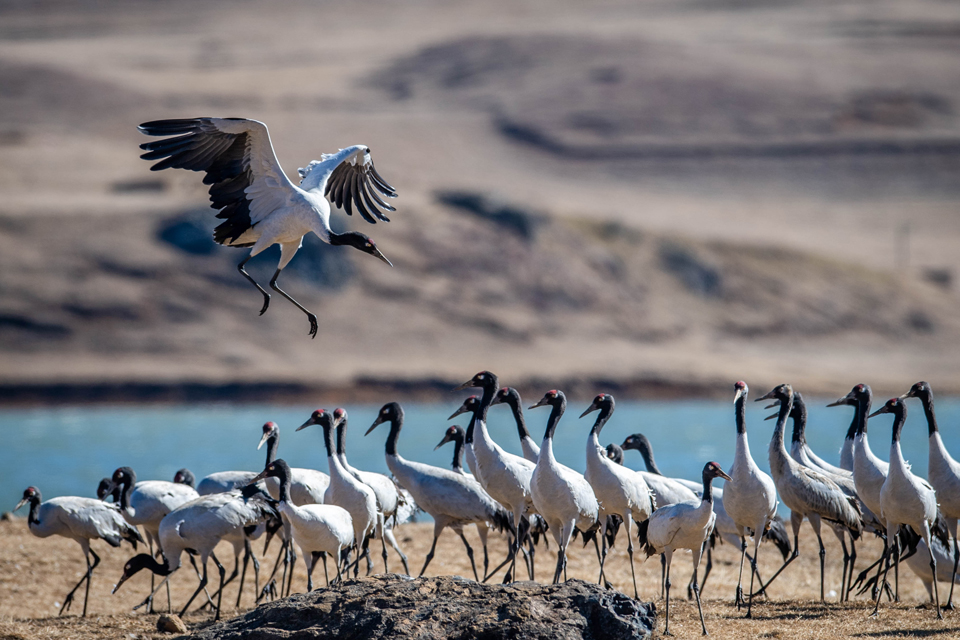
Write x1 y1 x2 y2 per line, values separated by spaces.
1 518 957 640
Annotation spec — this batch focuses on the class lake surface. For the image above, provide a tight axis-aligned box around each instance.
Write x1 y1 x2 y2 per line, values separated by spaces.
3 396 958 511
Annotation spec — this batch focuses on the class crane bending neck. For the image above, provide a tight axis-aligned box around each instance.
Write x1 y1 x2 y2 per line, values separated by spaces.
589 405 613 437
541 402 566 442
381 417 402 456
918 391 939 436
510 401 532 440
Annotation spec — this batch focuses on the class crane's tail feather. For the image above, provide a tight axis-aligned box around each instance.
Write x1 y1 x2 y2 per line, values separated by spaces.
765 515 793 561
933 510 951 548
490 508 511 535
635 518 656 558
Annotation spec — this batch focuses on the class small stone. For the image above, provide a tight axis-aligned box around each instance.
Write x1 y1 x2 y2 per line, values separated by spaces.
157 614 188 634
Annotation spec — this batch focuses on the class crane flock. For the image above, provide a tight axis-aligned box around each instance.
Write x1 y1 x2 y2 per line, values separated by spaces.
13 375 960 635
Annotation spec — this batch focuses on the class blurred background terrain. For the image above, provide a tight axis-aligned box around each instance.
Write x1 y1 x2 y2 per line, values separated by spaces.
1 0 959 402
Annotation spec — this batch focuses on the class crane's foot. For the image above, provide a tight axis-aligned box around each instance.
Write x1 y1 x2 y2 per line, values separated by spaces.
308 314 318 339
735 586 744 610
258 579 278 603
943 601 955 611
259 295 271 316
59 594 74 616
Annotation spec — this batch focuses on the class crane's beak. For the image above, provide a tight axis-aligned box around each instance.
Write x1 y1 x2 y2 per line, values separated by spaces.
257 432 271 450
898 392 912 400
528 397 549 410
434 434 452 451
371 247 393 267
453 379 475 392
826 391 855 407
448 405 470 420
365 415 386 436
718 469 733 483
867 408 885 419
489 394 504 407
764 412 778 421
296 417 317 432
763 402 778 410
755 390 778 402
579 402 600 419
112 572 132 594
14 498 28 512
248 468 270 484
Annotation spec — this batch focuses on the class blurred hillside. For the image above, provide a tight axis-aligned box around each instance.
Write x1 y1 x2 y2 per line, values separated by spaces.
1 0 959 401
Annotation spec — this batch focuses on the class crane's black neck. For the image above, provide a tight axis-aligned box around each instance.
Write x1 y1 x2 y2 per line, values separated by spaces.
790 394 808 445
589 404 613 437
542 399 566 441
508 399 532 441
735 393 747 436
918 390 939 436
321 421 338 459
382 417 401 456
772 392 793 452
127 553 172 578
701 467 716 504
854 392 871 437
118 468 137 511
264 432 278 468
26 495 41 526
273 464 293 504
478 382 497 425
337 420 347 456
638 438 663 475
450 432 465 472
464 406 481 445
890 404 907 445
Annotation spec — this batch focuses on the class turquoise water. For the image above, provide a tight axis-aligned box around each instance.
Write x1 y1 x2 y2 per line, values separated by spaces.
3 397 958 508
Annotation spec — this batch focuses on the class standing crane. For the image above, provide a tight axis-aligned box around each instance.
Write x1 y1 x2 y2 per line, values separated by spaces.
297 409 378 578
454 371 538 583
580 392 654 598
137 118 397 337
435 424 498 578
333 408 411 576
528 389 600 585
869 397 947 619
366 402 511 581
722 381 778 618
901 381 960 609
752 384 863 603
637 462 732 636
248 460 353 590
14 487 142 617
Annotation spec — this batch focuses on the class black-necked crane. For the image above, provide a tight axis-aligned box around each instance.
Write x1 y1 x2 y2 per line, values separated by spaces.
113 486 278 621
435 424 497 578
173 469 196 488
102 466 199 612
491 387 540 463
782 391 876 602
248 460 353 591
297 409 377 578
827 384 892 599
580 392 654 598
14 486 142 617
454 371 537 583
449 394 483 483
753 384 863 603
622 431 778 598
722 381 778 617
528 389 600 585
605 443 624 464
869 397 948 619
902 381 960 609
637 461 732 636
333 407 410 576
366 402 511 582
137 118 397 338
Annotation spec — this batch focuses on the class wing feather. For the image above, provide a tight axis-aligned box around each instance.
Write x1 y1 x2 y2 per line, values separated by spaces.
137 117 295 244
322 153 397 224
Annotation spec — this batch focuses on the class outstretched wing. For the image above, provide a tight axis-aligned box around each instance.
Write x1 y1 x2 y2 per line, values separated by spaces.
324 150 397 224
138 118 296 245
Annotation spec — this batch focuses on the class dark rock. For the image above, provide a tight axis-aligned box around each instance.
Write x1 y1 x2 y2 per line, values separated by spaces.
436 190 544 241
157 613 188 634
181 574 656 640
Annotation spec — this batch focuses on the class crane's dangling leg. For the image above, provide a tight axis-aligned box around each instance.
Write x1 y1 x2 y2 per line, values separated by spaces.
238 256 271 315
269 268 318 338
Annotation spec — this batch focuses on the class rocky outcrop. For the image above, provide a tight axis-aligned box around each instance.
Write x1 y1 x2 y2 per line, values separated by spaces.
181 574 656 640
